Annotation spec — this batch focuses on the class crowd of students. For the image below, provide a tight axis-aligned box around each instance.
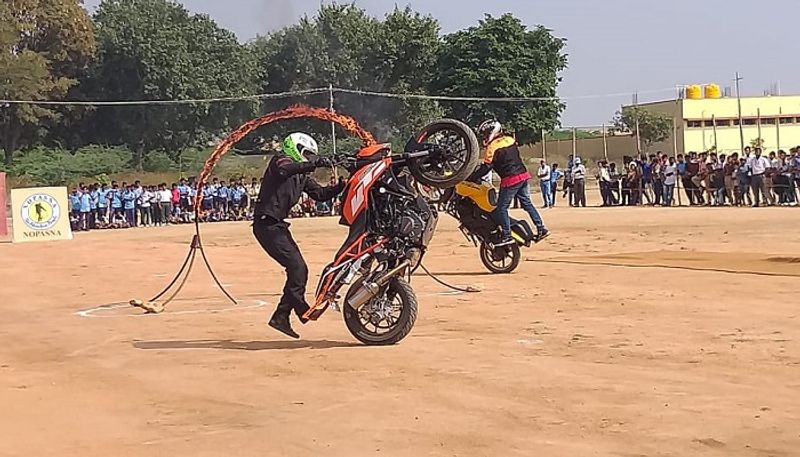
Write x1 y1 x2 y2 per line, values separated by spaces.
67 175 347 231
535 146 800 208
67 177 263 231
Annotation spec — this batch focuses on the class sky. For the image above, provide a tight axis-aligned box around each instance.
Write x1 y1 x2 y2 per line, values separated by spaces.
83 0 800 126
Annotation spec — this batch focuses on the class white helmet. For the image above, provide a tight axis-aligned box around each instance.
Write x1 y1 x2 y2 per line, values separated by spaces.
282 132 319 162
478 119 503 146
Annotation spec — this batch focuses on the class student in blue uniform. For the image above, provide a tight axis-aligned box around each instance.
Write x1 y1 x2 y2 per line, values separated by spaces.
79 187 92 231
69 188 82 229
97 184 110 224
122 186 136 226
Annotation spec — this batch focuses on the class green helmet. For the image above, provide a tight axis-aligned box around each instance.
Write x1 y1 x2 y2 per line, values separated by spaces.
282 132 318 162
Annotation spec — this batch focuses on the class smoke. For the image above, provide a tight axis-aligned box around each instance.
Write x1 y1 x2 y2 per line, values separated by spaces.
256 0 296 34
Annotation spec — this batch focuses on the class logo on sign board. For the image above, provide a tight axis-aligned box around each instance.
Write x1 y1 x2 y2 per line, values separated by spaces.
20 193 61 230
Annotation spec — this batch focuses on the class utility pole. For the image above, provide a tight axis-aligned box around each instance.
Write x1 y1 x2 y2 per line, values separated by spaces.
329 84 337 155
541 130 547 164
735 72 745 154
633 92 642 155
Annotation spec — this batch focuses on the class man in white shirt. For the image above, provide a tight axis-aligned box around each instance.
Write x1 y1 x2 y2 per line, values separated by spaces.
571 157 587 207
748 148 772 207
537 160 552 208
663 157 677 206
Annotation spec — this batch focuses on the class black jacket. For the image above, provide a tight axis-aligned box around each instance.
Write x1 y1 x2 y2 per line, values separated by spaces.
254 156 344 222
471 135 528 180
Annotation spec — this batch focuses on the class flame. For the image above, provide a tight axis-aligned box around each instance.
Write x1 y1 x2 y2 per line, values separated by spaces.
195 105 376 211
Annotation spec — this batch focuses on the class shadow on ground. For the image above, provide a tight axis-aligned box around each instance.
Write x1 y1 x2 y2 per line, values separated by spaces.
133 339 361 351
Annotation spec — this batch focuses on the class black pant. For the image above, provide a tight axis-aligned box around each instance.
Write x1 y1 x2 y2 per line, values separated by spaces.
573 179 586 207
253 219 310 318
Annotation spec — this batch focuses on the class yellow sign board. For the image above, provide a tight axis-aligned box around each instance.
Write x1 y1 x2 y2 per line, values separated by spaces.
11 187 73 243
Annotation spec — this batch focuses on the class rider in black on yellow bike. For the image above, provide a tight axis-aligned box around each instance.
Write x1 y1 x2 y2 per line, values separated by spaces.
472 120 549 246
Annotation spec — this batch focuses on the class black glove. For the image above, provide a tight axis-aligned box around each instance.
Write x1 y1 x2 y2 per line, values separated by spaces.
314 156 332 168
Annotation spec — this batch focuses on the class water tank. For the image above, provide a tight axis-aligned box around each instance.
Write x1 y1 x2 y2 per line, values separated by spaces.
705 84 722 99
686 85 703 99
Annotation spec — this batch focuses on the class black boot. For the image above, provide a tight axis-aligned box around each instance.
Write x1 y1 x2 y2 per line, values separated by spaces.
268 311 300 339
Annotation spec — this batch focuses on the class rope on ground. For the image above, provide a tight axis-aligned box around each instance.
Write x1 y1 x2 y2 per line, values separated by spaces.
418 263 482 293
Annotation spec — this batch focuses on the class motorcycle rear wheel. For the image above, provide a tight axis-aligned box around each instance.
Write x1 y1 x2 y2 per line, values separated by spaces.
409 119 480 188
479 241 521 274
343 277 418 346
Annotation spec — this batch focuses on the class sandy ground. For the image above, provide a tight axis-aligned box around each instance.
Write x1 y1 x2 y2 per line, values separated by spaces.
1 201 799 457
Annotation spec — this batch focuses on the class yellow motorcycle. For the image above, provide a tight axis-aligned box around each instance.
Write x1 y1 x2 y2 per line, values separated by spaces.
439 180 537 274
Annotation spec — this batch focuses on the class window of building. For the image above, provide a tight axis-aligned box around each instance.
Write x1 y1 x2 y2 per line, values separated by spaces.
780 117 795 124
761 117 776 125
713 119 731 127
733 119 740 126
743 118 757 126
687 120 702 128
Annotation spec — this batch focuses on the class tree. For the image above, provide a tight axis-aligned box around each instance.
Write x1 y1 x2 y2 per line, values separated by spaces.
0 0 95 165
84 0 259 167
612 107 672 151
252 5 443 143
432 14 567 145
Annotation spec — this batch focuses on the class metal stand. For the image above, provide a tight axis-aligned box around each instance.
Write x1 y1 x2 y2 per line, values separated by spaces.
147 218 237 309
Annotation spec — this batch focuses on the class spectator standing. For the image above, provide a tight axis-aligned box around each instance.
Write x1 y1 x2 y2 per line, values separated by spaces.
97 184 110 225
158 184 173 225
663 157 677 206
248 178 260 213
549 164 563 207
791 148 800 202
78 187 91 231
177 178 190 213
748 148 772 207
712 155 726 206
218 181 230 215
596 161 612 206
537 160 552 208
652 156 664 205
69 188 81 227
122 185 136 225
767 151 780 203
231 182 244 216
735 157 752 206
110 184 123 222
132 180 143 227
723 154 737 204
89 184 99 229
563 155 574 206
608 162 621 204
140 186 153 226
571 157 587 207
776 150 796 205
170 183 181 218
641 156 653 205
626 162 641 206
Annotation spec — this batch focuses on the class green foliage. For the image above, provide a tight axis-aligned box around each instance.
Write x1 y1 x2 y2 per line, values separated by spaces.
252 5 442 141
432 14 567 145
10 145 132 185
612 107 672 150
0 0 96 165
83 0 259 167
142 150 177 172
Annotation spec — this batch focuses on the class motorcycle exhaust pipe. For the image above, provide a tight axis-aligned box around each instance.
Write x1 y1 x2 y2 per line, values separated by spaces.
347 261 410 310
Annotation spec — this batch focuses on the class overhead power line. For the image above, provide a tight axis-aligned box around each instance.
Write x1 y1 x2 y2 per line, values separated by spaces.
0 86 676 106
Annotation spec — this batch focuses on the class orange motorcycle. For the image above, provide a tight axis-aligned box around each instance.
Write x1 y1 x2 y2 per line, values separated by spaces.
305 120 479 345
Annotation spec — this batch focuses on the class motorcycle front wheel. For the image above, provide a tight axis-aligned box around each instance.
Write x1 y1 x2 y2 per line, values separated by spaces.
409 119 480 188
343 277 418 346
479 241 521 274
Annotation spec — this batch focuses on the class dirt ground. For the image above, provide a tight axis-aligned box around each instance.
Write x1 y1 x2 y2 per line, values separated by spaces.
1 202 799 457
